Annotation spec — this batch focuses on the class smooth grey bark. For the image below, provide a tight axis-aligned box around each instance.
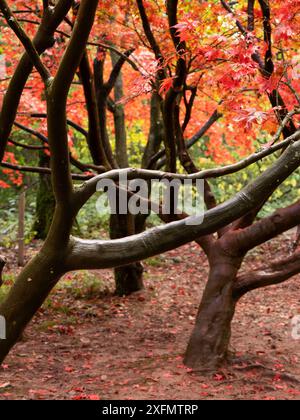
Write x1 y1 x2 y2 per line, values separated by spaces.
67 137 300 271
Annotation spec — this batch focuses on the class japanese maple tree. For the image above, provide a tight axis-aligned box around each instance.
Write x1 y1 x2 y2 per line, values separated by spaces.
0 0 299 370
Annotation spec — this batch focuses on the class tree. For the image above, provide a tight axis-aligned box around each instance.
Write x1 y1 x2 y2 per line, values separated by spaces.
0 0 299 370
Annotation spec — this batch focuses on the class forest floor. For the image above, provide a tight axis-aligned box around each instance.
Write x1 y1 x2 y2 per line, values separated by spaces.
0 232 300 400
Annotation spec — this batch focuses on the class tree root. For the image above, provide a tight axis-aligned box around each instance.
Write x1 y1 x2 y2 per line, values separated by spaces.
233 363 300 384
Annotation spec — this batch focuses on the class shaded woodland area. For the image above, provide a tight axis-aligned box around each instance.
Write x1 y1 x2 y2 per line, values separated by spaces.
0 0 299 400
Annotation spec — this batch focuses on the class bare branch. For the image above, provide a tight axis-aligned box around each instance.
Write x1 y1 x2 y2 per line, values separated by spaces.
8 138 48 151
220 0 247 35
247 0 255 31
13 121 104 174
155 129 299 182
0 161 92 180
75 132 300 210
233 250 300 300
105 49 134 96
29 113 88 137
235 200 300 254
271 109 300 145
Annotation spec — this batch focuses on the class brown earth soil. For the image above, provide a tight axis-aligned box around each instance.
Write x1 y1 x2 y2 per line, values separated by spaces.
0 233 299 400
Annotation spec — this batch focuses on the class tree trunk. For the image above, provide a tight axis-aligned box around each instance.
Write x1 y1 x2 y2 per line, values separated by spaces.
114 260 144 296
0 251 64 363
184 246 243 369
110 50 129 169
108 52 144 295
33 152 55 239
142 92 164 168
0 203 74 364
110 213 144 296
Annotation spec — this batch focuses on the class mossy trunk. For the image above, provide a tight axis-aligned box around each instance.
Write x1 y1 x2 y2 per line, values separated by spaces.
33 152 56 240
0 251 64 363
0 205 74 364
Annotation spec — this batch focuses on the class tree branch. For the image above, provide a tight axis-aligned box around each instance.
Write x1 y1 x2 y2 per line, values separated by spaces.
233 200 300 254
150 109 222 169
69 136 300 265
105 49 134 96
75 130 300 208
78 52 108 167
136 0 164 67
29 113 89 138
151 129 300 184
233 250 300 300
13 121 104 174
247 0 255 31
0 161 92 180
220 0 247 35
43 0 49 11
8 138 48 151
0 0 51 84
47 0 100 203
0 0 74 162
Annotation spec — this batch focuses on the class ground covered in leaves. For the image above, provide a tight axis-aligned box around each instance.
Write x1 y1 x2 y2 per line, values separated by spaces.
0 233 300 400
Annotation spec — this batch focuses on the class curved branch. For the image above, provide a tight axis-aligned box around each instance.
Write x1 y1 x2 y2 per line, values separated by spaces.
13 121 104 174
233 250 300 300
68 138 300 269
77 130 300 206
8 138 48 151
235 199 300 253
14 121 48 143
29 113 88 138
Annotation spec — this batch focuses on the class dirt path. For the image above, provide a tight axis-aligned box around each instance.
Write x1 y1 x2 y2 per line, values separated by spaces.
0 236 300 400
